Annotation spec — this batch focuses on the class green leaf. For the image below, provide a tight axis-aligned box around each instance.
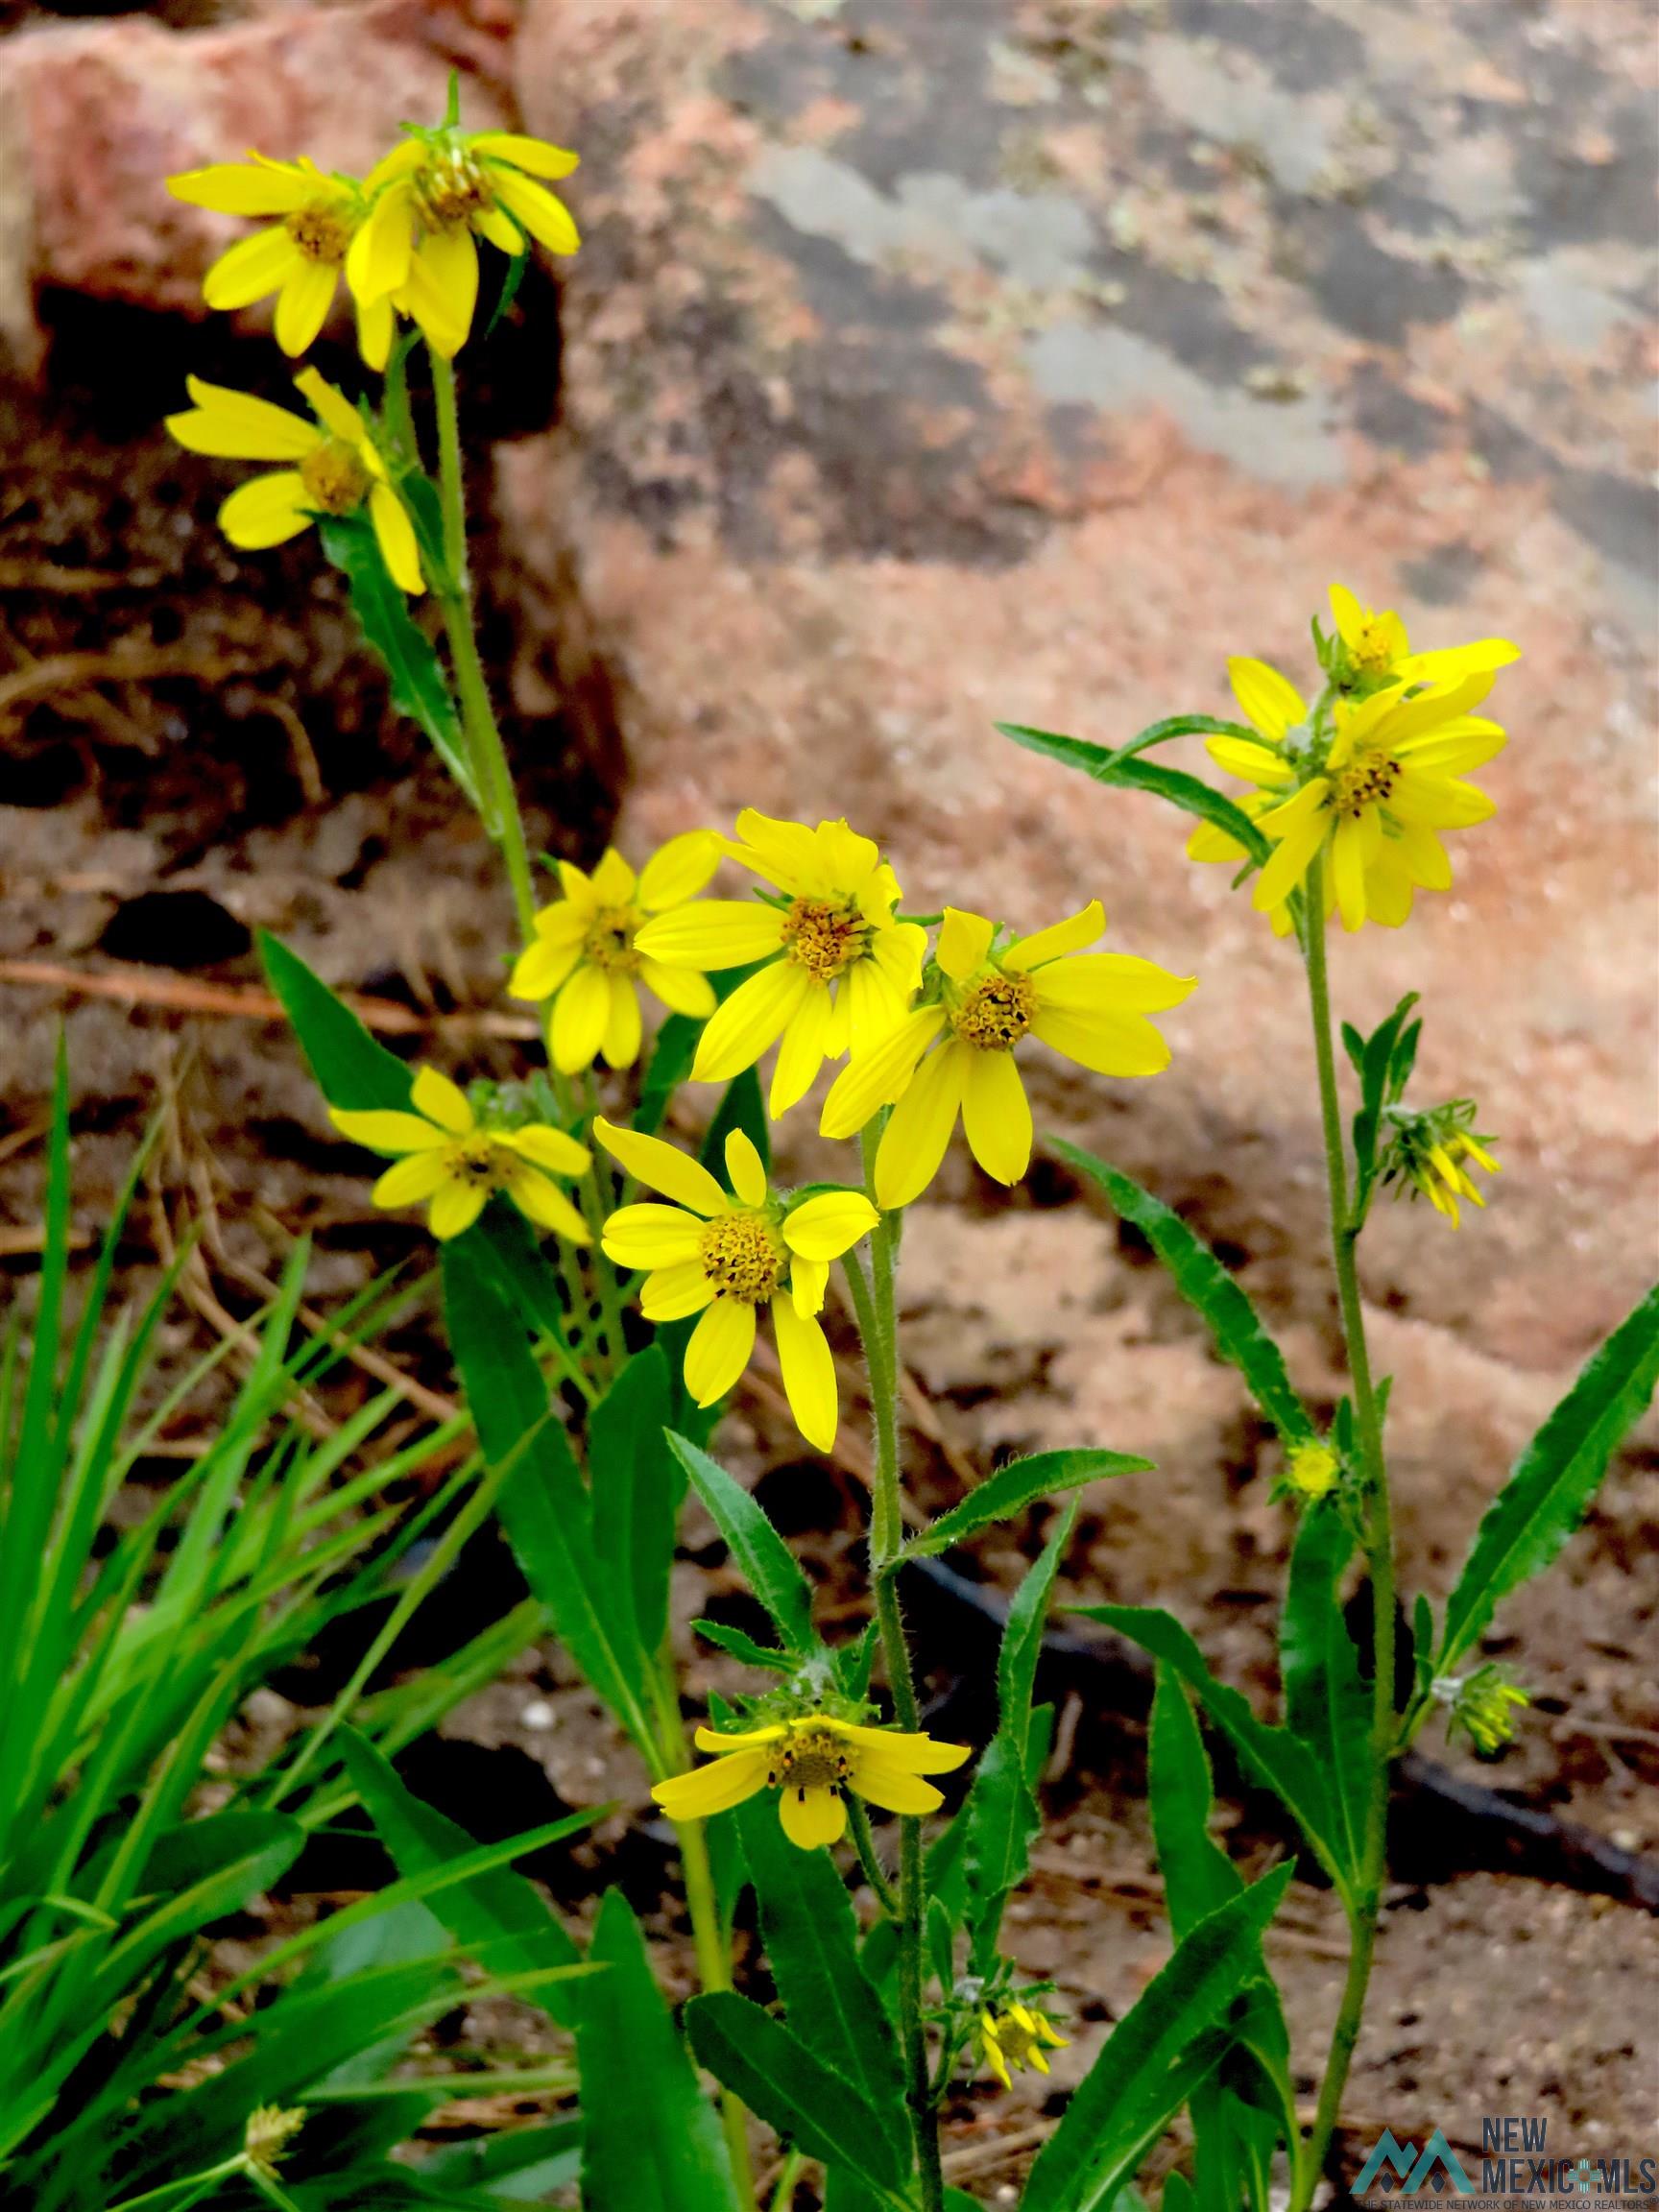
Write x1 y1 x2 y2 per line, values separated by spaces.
589 1347 683 1665
1077 1604 1350 1895
260 933 413 1113
637 1014 702 1139
336 1729 588 2027
736 1796 908 2165
1350 993 1419 1202
577 1892 739 2212
1148 1670 1240 1937
1279 1505 1372 1878
685 1991 908 2198
316 513 477 803
693 1621 794 1673
1438 1285 1659 1671
484 243 531 340
443 1241 654 1746
902 1449 1151 1561
1052 1142 1314 1447
997 721 1270 864
1022 1864 1295 2212
668 1431 816 1654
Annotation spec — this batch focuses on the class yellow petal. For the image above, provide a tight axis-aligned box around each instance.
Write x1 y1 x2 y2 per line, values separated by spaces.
474 203 524 253
293 367 365 445
839 957 909 1065
641 1262 717 1321
850 1762 945 1817
874 1041 967 1209
637 829 723 911
725 810 822 892
363 138 425 195
592 1117 729 1217
600 974 643 1069
1228 655 1306 740
771 1296 837 1452
1030 1005 1172 1077
1328 582 1364 649
693 1723 786 1754
504 1167 590 1243
781 1190 879 1261
275 257 338 355
637 957 717 1019
602 1203 705 1270
167 160 313 215
472 131 582 180
401 225 478 356
768 981 837 1117
218 472 312 549
1397 638 1521 684
329 1107 445 1155
1206 736 1293 788
1388 773 1496 830
683 1297 757 1407
499 1124 591 1177
779 1783 847 1849
691 961 810 1084
1002 900 1104 973
959 1047 1032 1186
818 1006 948 1141
589 847 637 903
369 481 424 594
411 1065 474 1134
724 1128 769 1209
428 1178 487 1239
634 900 785 971
509 935 582 1000
834 1723 972 1773
790 1255 829 1317
652 1747 771 1819
355 290 395 372
936 907 995 981
1031 953 1196 1015
346 176 415 301
551 962 612 1071
168 376 319 461
202 226 299 310
371 1151 449 1208
1332 812 1369 933
489 167 581 254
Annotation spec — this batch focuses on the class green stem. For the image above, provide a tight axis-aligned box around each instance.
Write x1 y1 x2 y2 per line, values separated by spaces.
767 2149 805 2210
846 1790 900 1916
853 1137 946 2212
675 1811 754 2200
1292 857 1397 2212
427 344 537 941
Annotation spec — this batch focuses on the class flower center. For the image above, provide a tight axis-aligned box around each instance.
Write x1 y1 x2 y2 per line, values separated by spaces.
449 1137 507 1190
1350 619 1396 675
1328 754 1401 818
949 971 1036 1050
766 1726 850 1797
698 1210 788 1302
781 897 868 982
284 202 353 264
583 904 640 972
414 147 493 230
299 440 371 516
991 2013 1041 2065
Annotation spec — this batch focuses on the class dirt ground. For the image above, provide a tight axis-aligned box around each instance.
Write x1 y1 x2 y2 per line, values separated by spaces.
1 0 1656 2198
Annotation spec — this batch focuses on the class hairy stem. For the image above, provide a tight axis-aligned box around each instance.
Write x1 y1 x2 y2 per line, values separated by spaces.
1292 857 1397 2211
675 1810 755 2200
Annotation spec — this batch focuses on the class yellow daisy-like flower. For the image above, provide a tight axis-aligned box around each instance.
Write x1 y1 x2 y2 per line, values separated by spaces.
593 1117 877 1452
652 1714 971 1850
820 903 1194 1211
630 812 927 1118
165 369 422 592
1284 1439 1339 1500
1403 1127 1501 1228
1219 672 1507 933
976 2000 1069 2091
330 1066 591 1241
1187 657 1315 938
348 129 580 360
1328 582 1520 694
166 154 389 361
509 835 722 1073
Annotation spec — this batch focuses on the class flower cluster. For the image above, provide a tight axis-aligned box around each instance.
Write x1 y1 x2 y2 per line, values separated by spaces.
1380 1100 1501 1228
1435 1665 1530 1757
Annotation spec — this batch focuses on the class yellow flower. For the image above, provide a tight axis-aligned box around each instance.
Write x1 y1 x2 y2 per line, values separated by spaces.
1328 583 1520 693
243 2106 305 2180
1391 1122 1501 1228
632 812 927 1118
820 903 1194 1210
1439 1664 1528 1756
1230 673 1508 932
1284 1440 1339 1500
165 370 422 592
593 1118 877 1452
509 836 723 1073
166 154 388 360
330 1066 591 1241
1187 657 1314 938
652 1714 971 1849
976 2000 1069 2091
347 129 580 359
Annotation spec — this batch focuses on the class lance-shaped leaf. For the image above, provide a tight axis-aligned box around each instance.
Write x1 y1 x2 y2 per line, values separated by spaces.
998 719 1270 863
685 1990 909 2199
901 1448 1151 1562
1438 1284 1659 1671
1052 1141 1315 1448
579 1892 739 2212
1022 1863 1295 2212
1279 1505 1373 1879
736 1795 909 2168
316 512 477 804
260 932 413 1112
589 1346 683 1666
668 1432 817 1655
1077 1604 1352 1897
